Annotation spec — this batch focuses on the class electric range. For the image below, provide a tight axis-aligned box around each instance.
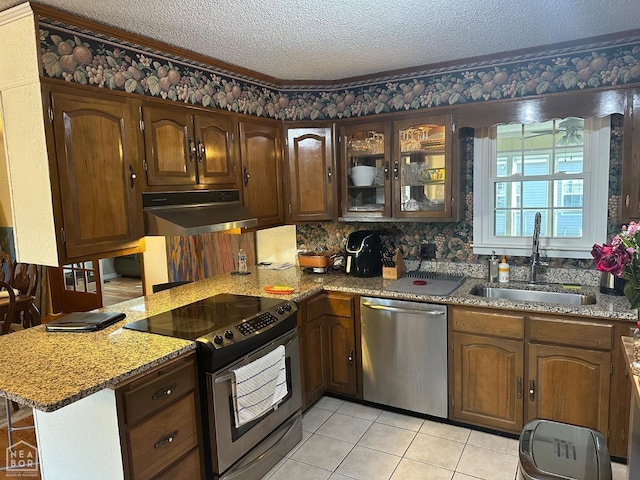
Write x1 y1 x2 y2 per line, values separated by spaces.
123 292 298 370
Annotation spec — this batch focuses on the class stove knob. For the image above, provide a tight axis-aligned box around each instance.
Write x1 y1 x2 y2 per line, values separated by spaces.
213 334 224 345
276 306 285 315
224 330 234 339
284 303 292 311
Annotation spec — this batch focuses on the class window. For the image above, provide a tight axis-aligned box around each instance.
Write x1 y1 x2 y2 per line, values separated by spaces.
473 116 610 259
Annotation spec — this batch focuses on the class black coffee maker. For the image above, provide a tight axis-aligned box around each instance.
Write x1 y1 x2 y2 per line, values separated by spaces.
345 230 382 277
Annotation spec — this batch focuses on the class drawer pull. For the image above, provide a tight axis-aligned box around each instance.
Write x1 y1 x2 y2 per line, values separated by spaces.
154 430 179 449
152 383 177 400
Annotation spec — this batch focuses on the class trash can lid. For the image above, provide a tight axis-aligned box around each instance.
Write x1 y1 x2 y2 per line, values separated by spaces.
519 420 609 480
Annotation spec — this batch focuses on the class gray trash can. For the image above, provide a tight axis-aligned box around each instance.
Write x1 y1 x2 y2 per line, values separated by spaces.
518 419 611 480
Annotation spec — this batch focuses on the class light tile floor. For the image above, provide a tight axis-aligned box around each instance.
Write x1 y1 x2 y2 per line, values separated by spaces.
262 396 629 480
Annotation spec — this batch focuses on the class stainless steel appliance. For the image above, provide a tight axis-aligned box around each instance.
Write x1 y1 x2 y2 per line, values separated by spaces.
345 230 382 277
124 293 301 480
360 296 448 418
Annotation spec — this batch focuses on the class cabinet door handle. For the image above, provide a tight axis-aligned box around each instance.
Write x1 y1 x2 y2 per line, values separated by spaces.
243 166 250 186
384 161 389 180
517 377 522 399
348 349 354 365
327 167 332 184
129 164 136 189
151 382 177 400
529 379 535 401
188 138 196 162
393 161 399 180
154 429 179 449
197 139 205 163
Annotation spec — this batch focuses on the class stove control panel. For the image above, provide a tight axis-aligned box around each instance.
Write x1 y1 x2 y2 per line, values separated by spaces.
201 301 297 350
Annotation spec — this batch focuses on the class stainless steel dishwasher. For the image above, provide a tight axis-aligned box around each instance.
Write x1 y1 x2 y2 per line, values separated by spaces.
361 296 448 418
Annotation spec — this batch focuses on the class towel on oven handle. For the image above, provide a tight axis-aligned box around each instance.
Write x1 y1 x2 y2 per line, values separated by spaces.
232 345 288 427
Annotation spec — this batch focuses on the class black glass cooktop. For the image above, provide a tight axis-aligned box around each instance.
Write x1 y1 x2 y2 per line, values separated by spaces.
123 293 287 341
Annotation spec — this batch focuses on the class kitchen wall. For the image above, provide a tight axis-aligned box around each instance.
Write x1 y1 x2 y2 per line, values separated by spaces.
296 116 624 272
0 115 15 258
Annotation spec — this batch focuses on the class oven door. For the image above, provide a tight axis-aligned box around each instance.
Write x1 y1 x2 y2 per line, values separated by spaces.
205 328 301 475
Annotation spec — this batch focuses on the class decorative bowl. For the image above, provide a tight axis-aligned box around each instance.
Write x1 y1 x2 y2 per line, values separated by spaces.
351 165 376 186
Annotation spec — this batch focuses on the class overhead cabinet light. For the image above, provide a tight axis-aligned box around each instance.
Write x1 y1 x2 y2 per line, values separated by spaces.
143 190 258 236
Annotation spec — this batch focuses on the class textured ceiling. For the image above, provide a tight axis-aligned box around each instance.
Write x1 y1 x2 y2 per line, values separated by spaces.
2 0 640 81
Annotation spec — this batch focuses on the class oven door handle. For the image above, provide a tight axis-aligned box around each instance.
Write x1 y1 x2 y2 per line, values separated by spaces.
214 329 297 384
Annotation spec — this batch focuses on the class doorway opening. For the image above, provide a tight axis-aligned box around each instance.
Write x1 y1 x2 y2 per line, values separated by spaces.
100 255 143 307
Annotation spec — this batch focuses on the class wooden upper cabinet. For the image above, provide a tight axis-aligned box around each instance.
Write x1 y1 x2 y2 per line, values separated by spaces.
142 104 238 188
340 113 462 222
48 89 143 261
142 105 195 185
392 113 461 221
194 114 238 186
285 126 337 222
622 89 640 221
238 120 284 228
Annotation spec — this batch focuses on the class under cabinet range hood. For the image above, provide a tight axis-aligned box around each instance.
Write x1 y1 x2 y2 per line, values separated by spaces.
143 190 258 236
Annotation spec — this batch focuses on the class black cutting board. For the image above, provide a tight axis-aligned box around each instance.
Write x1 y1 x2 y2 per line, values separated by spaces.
45 312 126 332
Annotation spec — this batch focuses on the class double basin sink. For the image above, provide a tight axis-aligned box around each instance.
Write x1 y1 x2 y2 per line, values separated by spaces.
470 285 596 305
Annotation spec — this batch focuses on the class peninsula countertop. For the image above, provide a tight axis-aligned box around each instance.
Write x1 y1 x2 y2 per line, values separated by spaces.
0 266 634 413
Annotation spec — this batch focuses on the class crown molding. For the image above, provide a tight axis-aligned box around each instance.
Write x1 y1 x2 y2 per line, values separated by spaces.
0 2 33 26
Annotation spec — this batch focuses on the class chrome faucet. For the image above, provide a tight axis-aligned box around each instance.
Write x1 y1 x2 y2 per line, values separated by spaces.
529 212 544 284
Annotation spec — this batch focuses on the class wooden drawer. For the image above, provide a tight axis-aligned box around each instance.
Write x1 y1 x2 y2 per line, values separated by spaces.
529 316 614 350
124 358 195 425
451 306 524 339
307 292 354 321
128 393 198 480
153 448 200 480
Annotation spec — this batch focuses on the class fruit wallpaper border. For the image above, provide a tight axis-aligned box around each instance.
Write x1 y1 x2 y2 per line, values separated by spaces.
38 16 640 121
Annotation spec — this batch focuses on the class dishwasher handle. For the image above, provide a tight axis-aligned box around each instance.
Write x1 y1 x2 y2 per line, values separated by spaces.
361 301 445 315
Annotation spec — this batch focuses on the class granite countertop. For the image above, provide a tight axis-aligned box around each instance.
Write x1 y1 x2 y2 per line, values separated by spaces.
0 265 635 413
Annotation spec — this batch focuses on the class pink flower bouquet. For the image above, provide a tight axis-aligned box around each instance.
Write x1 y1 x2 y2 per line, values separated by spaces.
592 222 640 309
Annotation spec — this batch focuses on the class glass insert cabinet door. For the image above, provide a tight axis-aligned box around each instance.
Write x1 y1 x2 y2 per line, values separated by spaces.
394 115 451 217
341 122 391 217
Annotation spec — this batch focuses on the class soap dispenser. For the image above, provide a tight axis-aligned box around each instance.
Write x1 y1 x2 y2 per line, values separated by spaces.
498 256 510 283
488 251 499 283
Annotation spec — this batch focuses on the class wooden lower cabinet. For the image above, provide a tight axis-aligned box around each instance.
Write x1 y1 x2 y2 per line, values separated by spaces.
326 315 358 395
300 314 327 407
115 351 203 480
609 323 635 457
449 306 628 457
452 332 524 432
299 292 358 410
527 343 610 434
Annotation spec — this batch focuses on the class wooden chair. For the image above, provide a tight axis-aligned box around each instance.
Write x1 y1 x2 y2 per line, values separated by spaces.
0 280 35 470
0 280 21 409
0 252 13 284
8 263 41 328
0 280 18 335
